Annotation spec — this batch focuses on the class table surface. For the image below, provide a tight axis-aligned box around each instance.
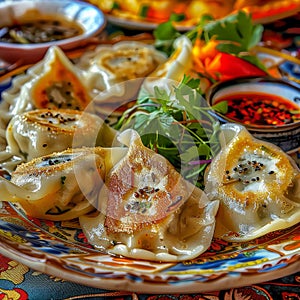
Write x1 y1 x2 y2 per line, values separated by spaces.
0 7 300 300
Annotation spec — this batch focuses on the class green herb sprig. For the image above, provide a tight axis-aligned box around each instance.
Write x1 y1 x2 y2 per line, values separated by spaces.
115 76 226 189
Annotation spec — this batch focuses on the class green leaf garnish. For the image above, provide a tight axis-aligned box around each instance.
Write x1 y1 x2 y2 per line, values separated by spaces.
116 75 222 189
153 10 265 70
139 5 149 18
154 21 181 55
204 11 263 51
170 13 186 22
212 101 228 114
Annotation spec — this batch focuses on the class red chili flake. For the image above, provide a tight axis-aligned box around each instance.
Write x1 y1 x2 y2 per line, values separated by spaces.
216 92 300 126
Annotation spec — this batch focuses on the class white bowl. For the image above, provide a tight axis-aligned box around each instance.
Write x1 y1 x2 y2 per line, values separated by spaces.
0 0 106 64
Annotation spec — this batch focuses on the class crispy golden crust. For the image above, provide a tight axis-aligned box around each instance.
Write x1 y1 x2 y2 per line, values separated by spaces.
17 109 99 135
9 147 107 221
219 135 296 205
104 137 188 234
13 147 105 177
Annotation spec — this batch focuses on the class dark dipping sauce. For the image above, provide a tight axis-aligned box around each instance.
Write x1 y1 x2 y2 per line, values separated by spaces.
216 92 300 126
0 17 83 44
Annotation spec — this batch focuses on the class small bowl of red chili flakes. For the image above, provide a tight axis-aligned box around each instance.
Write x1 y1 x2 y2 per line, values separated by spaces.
206 77 300 153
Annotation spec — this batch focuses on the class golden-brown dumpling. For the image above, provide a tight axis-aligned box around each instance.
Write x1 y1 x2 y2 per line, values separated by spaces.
5 109 117 162
205 123 300 242
1 46 91 119
144 36 193 85
0 146 127 221
78 41 167 92
80 129 219 262
0 46 92 151
140 36 194 100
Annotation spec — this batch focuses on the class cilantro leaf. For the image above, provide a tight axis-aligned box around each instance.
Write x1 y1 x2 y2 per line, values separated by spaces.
154 21 181 55
204 11 263 52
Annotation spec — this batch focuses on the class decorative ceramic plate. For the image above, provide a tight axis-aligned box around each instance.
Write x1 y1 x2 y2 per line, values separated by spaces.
0 72 299 293
0 200 299 293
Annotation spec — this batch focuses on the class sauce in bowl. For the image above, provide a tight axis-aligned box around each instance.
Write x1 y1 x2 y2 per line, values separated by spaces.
216 92 300 126
0 15 83 44
207 77 300 153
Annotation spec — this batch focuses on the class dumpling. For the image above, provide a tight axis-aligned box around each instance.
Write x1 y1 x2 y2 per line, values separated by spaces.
80 129 219 262
144 35 193 83
4 109 118 163
0 146 127 221
78 41 167 92
75 41 167 119
141 36 194 97
204 123 300 242
1 46 91 127
0 46 92 152
26 46 91 110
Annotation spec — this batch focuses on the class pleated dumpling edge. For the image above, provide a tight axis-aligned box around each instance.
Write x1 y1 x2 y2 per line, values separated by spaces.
204 123 300 242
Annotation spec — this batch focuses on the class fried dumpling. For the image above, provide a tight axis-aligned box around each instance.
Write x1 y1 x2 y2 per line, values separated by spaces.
0 47 92 151
145 36 193 82
0 146 127 221
205 123 300 242
78 41 167 92
2 46 91 118
80 129 219 262
141 36 193 97
4 109 118 163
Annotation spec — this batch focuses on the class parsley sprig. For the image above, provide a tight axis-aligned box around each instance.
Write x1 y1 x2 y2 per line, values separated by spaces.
115 76 226 189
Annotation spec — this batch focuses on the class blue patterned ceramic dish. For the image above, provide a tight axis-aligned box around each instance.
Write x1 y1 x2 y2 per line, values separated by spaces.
0 200 299 293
